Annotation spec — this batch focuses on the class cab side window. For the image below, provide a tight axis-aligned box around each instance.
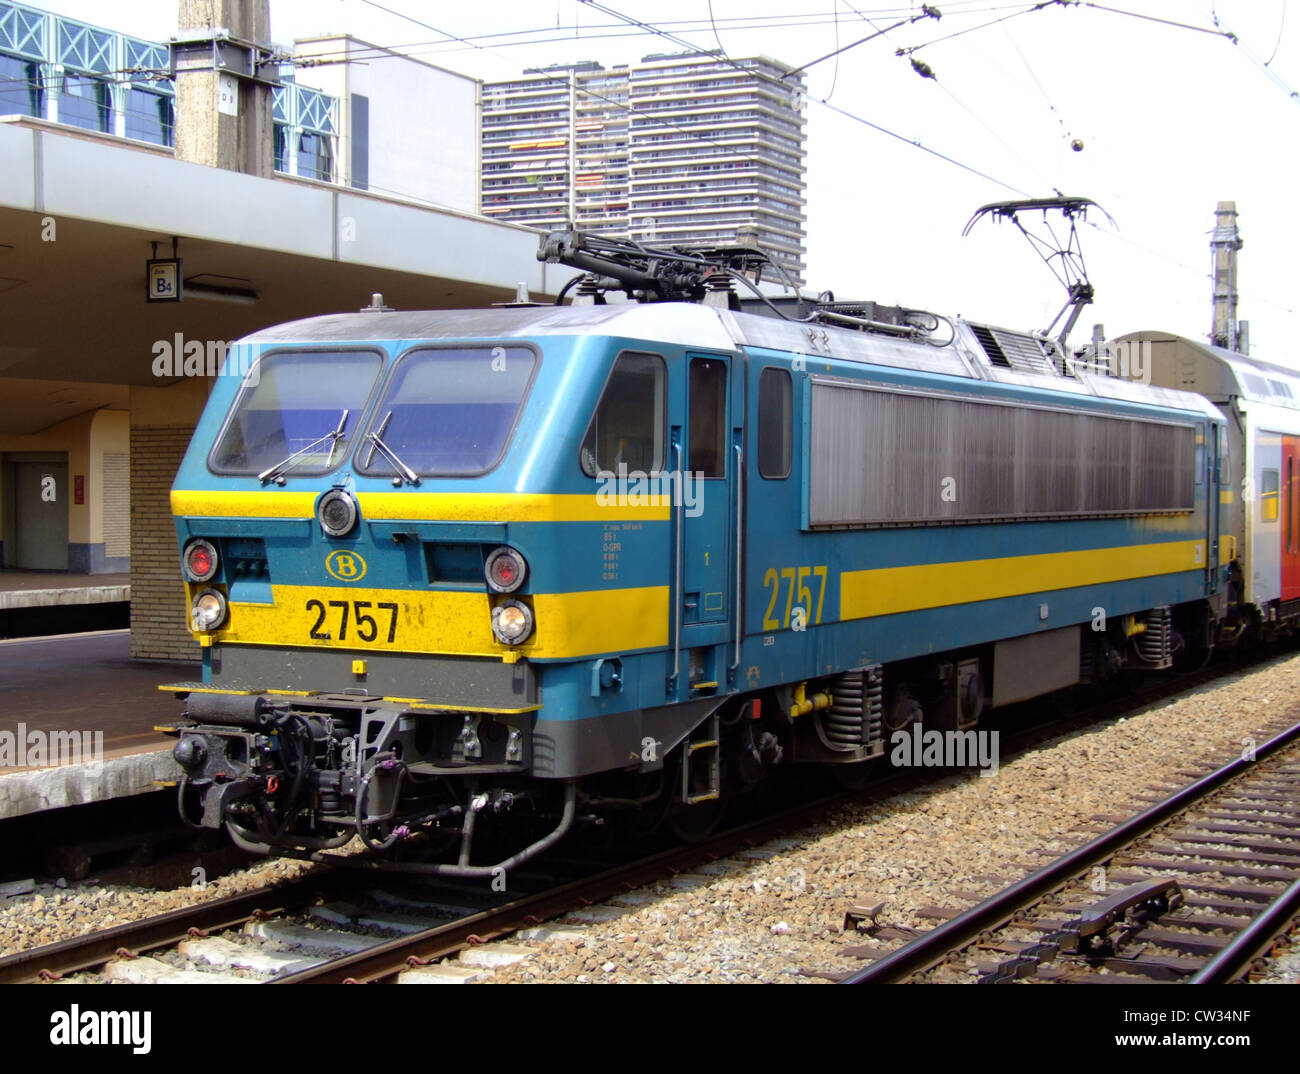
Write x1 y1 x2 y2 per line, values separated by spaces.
689 357 727 478
758 367 792 479
581 352 666 476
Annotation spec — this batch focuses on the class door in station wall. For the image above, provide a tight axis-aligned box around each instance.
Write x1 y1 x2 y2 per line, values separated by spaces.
7 456 69 570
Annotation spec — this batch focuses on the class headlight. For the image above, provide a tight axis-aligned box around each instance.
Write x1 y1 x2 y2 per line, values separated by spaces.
318 489 357 537
183 539 219 582
485 546 527 593
192 588 228 631
491 600 533 645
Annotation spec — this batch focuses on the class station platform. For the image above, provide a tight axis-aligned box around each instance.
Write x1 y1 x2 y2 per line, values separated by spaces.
0 629 198 820
0 570 130 610
0 570 131 639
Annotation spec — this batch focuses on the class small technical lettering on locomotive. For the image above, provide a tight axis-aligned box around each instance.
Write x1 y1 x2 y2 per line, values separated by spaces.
595 463 702 517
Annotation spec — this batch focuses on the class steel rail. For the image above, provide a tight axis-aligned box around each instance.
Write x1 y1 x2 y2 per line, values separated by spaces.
276 680 1260 984
271 788 866 983
6 648 1293 985
1189 875 1300 984
841 718 1300 984
0 871 362 984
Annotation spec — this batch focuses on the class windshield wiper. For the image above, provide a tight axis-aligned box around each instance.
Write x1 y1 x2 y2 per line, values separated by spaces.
365 411 420 486
258 409 349 485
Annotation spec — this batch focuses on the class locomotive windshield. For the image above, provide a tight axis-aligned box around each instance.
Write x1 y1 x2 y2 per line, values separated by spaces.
356 345 537 478
208 349 382 478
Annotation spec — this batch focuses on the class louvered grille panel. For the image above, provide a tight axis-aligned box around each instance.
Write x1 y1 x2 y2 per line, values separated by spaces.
990 329 1057 376
808 380 1195 527
102 453 129 558
1020 408 1081 513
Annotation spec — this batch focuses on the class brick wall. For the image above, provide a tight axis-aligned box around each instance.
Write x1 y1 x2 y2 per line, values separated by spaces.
129 425 198 662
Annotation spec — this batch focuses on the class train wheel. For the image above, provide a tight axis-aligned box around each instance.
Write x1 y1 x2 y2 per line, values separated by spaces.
884 684 923 733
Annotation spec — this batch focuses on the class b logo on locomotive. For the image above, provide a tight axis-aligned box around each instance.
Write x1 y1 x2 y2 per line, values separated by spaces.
325 550 368 582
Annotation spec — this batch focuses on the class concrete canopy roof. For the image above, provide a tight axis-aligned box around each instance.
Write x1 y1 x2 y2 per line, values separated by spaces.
0 120 573 435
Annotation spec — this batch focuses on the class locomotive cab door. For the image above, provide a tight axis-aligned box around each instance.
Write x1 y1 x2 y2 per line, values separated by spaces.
670 352 742 690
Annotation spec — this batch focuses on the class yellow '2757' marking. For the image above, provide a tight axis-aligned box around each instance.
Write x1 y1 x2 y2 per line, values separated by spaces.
761 566 827 630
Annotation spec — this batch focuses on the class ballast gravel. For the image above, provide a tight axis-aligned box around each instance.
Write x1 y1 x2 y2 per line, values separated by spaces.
0 856 320 957
488 653 1300 984
2 652 1298 982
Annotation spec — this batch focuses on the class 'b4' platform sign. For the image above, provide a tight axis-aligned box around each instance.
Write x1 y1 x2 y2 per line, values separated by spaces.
147 258 182 303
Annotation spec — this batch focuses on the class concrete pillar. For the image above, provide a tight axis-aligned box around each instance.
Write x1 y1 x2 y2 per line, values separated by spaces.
173 0 274 177
1210 201 1243 352
128 381 210 662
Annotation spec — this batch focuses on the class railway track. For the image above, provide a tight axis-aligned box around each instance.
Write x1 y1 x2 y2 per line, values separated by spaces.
4 650 1297 984
0 748 1025 983
0 794 856 984
839 719 1300 984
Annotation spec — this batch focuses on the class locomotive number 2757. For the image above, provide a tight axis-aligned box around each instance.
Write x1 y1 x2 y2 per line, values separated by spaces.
305 599 399 643
761 566 827 631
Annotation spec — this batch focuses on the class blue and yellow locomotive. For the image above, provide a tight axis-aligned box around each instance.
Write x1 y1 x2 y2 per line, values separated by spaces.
166 232 1228 874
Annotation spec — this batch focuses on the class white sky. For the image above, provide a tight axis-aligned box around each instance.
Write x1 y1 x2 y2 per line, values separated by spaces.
37 1 1300 358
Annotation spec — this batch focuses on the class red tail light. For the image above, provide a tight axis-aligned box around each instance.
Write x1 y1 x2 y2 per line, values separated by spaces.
485 546 527 593
184 539 219 582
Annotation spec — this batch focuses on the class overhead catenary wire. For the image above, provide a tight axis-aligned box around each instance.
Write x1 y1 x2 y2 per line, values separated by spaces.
288 4 1041 67
832 0 1060 190
127 0 1031 200
350 0 816 201
271 0 1300 330
815 96 1031 195
896 0 1059 56
294 2 1032 67
999 19 1071 139
856 0 1063 187
532 1 1038 199
1212 4 1300 106
1082 2 1236 40
557 0 1300 324
1082 217 1298 318
933 79 1057 190
1266 0 1288 66
782 6 940 79
9 0 1296 337
825 0 844 100
576 0 1035 194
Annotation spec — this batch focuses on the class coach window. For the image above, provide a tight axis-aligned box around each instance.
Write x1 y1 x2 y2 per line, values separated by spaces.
689 357 727 478
580 352 666 476
1261 469 1280 523
758 367 792 479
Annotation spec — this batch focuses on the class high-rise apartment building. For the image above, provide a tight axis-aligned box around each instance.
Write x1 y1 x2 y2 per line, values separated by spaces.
481 52 806 281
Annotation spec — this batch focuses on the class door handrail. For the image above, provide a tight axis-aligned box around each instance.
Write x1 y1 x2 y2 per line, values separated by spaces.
670 438 684 692
731 440 743 677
